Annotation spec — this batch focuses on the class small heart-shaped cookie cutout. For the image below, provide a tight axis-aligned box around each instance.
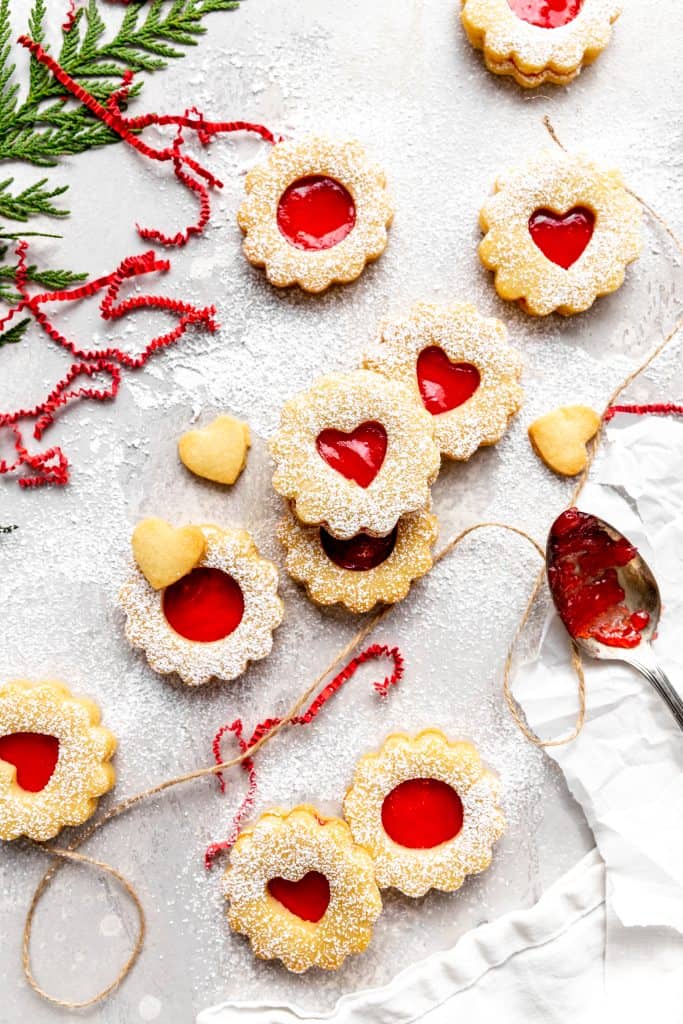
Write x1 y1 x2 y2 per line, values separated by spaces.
0 732 60 792
416 346 481 415
267 871 331 922
178 415 251 486
528 405 601 477
132 518 206 590
316 421 388 488
528 207 595 269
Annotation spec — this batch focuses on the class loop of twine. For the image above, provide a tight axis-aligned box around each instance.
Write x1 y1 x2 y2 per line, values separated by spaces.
19 119 683 1010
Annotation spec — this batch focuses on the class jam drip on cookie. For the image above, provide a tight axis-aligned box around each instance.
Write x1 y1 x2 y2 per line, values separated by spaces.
0 732 60 792
416 347 481 415
381 778 464 849
507 0 583 29
268 871 331 922
316 421 388 488
163 567 245 642
277 175 356 251
320 525 398 571
548 508 650 649
529 207 595 269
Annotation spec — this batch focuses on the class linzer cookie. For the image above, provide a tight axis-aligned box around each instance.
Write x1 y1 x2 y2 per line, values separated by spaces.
343 729 505 897
479 150 641 315
364 302 524 460
278 505 438 614
121 524 283 686
0 680 116 842
238 136 393 293
270 370 440 540
461 0 621 88
224 805 382 972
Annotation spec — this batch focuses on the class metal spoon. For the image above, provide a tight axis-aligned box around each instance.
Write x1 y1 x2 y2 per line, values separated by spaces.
546 511 683 731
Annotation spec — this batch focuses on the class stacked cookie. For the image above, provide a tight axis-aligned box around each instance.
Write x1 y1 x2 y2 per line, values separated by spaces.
272 303 524 613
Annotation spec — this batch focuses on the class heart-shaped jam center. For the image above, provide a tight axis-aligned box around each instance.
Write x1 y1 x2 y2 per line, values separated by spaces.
382 778 464 849
277 175 356 251
507 0 583 29
320 524 398 571
416 347 481 415
267 871 331 923
529 207 595 269
316 421 388 488
547 508 650 649
163 567 244 642
0 732 60 792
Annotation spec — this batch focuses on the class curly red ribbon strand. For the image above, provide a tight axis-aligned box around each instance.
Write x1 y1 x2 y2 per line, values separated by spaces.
604 403 683 422
204 644 404 868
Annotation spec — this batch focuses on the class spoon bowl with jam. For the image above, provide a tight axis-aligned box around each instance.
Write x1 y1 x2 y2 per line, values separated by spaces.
546 507 683 731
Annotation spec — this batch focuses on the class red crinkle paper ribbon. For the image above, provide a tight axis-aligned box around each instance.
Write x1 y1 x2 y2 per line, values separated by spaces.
603 403 683 422
205 643 405 868
0 39 280 488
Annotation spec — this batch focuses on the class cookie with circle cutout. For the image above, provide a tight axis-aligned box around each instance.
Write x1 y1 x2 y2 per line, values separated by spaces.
343 729 505 897
278 505 438 614
0 680 116 842
224 805 382 972
238 136 393 293
270 369 440 540
121 525 283 686
529 404 600 476
364 302 524 460
461 0 621 88
479 149 641 316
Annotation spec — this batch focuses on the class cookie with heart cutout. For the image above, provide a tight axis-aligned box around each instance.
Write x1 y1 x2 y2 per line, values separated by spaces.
278 504 438 614
343 729 505 897
461 0 621 88
479 149 642 316
224 805 382 972
120 524 283 686
529 404 601 476
364 302 524 460
178 415 251 486
238 136 393 293
0 680 116 842
270 370 440 540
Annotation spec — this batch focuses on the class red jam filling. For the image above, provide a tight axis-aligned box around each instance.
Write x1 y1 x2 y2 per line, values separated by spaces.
0 732 60 792
276 175 356 251
268 871 331 923
529 207 595 269
316 421 388 488
320 525 398 571
507 0 583 29
381 778 464 849
416 347 481 416
163 567 244 643
547 508 650 649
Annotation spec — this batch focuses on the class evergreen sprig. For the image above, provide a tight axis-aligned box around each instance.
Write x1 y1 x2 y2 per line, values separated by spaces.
0 314 29 346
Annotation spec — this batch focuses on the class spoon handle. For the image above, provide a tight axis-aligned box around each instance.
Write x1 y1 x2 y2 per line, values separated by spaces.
631 660 683 731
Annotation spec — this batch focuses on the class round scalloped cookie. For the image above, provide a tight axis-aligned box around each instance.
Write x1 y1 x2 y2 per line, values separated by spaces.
238 136 393 293
364 302 524 460
0 680 116 842
479 149 641 316
120 525 283 686
461 0 621 88
343 729 505 897
224 805 382 972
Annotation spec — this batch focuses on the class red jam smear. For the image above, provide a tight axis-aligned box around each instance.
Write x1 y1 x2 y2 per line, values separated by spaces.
0 732 60 792
507 0 583 29
276 175 356 251
529 207 595 269
268 871 331 923
381 778 464 849
547 508 650 649
320 525 398 571
316 421 388 489
163 567 244 643
416 346 481 416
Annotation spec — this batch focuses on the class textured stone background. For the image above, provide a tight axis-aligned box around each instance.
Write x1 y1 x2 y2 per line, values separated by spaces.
1 1 681 1022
